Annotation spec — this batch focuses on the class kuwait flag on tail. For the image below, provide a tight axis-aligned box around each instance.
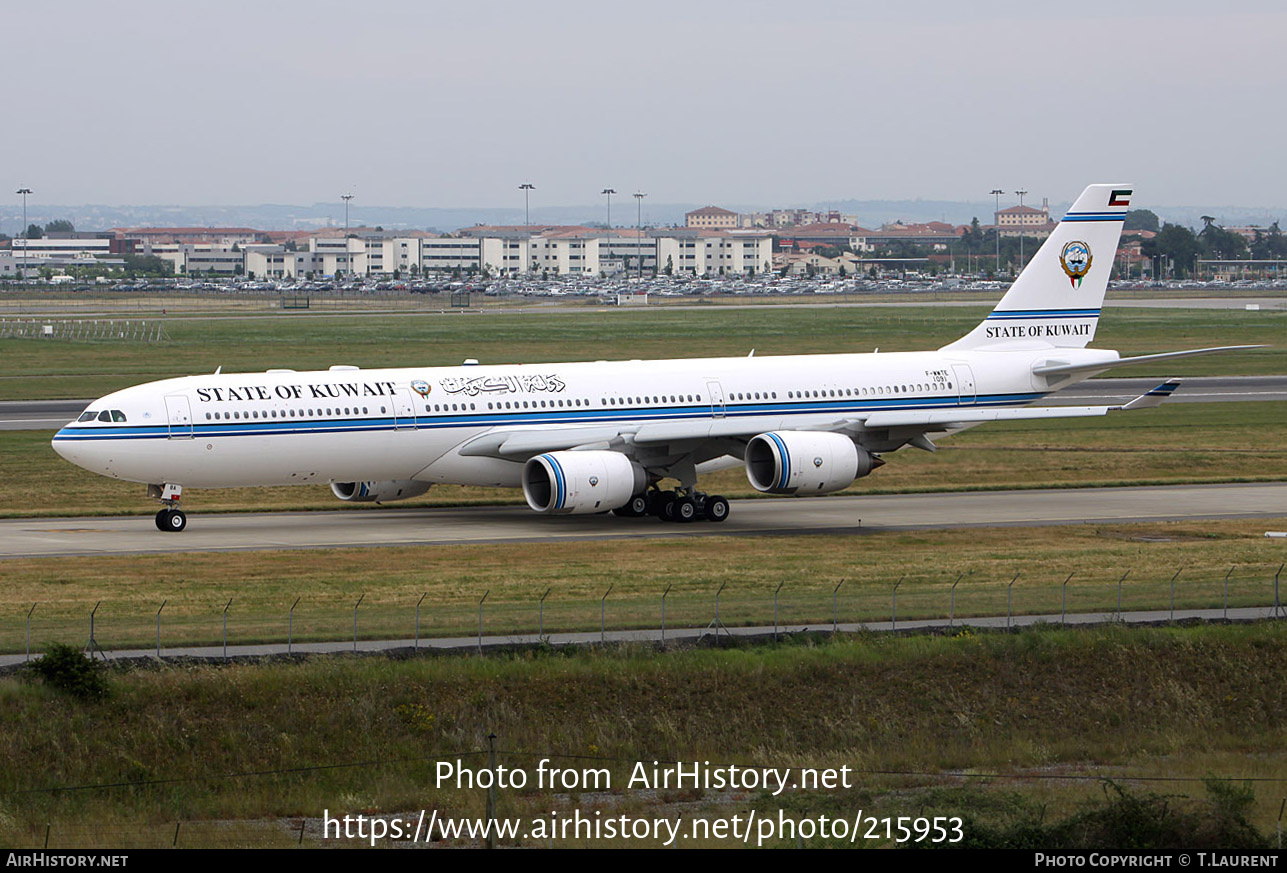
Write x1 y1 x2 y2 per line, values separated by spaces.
1109 189 1132 207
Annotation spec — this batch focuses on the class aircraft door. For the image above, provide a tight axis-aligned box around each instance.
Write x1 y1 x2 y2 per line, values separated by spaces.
392 387 418 430
164 394 194 439
953 364 977 406
706 380 726 418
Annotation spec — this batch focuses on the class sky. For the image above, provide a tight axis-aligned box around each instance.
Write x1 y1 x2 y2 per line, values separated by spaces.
5 0 1286 214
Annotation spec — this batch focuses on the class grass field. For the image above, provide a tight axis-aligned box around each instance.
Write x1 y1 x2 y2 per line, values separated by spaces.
2 622 1286 847
4 519 1284 655
0 305 1283 401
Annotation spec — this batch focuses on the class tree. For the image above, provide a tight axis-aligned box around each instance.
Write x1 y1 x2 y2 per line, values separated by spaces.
44 219 75 234
1251 221 1287 260
25 224 44 240
1123 210 1159 233
1142 223 1200 277
1197 219 1248 261
121 254 172 277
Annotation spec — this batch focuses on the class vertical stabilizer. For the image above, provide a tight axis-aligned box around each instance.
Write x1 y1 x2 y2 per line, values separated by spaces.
942 184 1131 351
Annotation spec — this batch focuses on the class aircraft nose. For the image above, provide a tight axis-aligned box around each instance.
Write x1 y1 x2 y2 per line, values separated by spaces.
51 429 102 473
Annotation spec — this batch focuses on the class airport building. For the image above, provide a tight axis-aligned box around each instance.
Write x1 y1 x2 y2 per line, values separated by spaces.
684 206 739 229
995 202 1055 238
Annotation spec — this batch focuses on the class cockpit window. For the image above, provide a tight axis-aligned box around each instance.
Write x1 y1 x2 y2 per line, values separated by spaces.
78 411 98 422
111 410 127 422
97 411 112 422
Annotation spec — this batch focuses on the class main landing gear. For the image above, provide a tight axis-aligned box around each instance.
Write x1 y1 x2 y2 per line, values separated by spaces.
613 489 730 523
148 483 187 533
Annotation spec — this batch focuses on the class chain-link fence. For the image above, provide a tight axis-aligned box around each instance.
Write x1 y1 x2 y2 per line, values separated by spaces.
6 564 1282 663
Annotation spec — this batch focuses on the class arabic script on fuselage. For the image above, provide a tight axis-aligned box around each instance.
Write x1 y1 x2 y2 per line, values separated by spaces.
439 374 566 396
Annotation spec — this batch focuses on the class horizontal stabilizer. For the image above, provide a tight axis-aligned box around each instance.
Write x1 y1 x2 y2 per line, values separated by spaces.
1033 345 1262 377
1119 379 1182 410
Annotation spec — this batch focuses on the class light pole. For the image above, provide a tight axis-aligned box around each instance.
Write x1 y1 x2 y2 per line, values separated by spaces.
633 192 646 281
601 188 615 230
341 193 354 233
340 193 354 279
601 188 616 278
989 188 1003 276
1014 189 1028 271
16 187 32 280
519 183 534 227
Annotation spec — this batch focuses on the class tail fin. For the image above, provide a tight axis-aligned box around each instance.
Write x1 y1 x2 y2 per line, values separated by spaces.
943 183 1131 351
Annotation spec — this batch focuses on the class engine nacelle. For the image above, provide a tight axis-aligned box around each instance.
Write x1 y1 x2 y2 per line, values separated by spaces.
745 431 876 495
523 451 645 514
330 480 432 503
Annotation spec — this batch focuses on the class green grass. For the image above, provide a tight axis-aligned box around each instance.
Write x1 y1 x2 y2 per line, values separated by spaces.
3 519 1283 655
0 305 1282 400
3 623 1287 847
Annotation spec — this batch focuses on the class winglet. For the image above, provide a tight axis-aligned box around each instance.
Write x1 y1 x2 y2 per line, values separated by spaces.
1119 379 1182 410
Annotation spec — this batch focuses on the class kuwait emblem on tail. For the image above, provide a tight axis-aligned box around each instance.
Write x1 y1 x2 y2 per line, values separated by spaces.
1060 240 1093 288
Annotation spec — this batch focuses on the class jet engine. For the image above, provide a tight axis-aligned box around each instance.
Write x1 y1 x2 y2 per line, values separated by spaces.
745 431 877 495
522 451 646 514
330 480 432 503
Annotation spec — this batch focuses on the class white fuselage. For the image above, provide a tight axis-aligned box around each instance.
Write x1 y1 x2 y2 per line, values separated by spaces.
51 346 1104 491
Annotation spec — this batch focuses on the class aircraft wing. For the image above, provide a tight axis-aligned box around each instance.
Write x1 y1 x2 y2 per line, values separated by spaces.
859 406 1110 428
456 381 1183 461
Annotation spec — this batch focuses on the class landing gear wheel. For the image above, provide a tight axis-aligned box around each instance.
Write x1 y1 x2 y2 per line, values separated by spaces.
704 495 730 523
672 497 697 523
652 490 677 520
156 508 187 532
613 494 649 518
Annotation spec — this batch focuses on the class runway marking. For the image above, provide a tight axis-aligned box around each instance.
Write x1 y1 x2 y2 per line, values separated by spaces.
24 528 114 533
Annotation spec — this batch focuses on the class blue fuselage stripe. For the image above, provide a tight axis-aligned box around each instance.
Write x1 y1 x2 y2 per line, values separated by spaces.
53 393 1048 444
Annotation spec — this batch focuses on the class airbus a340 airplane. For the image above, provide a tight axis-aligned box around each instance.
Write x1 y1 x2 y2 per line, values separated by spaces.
53 184 1255 532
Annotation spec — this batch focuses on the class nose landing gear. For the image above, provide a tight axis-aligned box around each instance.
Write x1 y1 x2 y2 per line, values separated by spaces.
155 507 187 532
148 483 187 533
